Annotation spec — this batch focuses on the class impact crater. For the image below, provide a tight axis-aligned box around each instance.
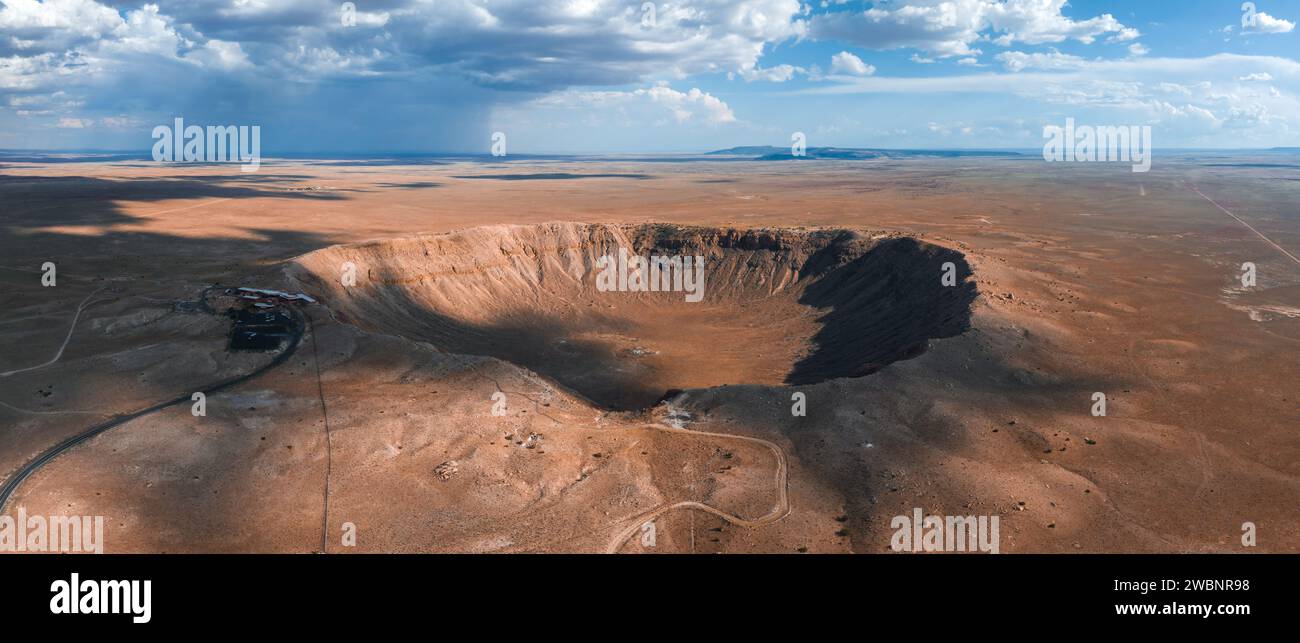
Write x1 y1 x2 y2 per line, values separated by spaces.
288 223 977 410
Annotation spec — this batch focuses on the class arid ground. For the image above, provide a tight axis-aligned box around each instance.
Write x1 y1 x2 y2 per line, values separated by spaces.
1 153 1297 553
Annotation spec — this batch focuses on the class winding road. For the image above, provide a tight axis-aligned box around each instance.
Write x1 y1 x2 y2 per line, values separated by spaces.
604 422 791 553
0 308 304 513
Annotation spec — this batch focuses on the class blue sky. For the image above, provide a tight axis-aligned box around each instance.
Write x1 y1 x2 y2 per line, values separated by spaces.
1 0 1297 153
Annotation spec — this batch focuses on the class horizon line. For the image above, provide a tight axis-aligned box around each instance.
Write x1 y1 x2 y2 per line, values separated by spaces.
3 146 1299 158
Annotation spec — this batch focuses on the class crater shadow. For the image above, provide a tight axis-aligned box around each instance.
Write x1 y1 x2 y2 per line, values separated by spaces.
786 237 977 384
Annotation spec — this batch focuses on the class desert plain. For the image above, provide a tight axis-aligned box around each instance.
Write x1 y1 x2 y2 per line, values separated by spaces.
1 152 1297 553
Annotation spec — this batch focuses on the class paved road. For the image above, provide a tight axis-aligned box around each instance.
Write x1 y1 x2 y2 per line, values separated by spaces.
0 308 304 513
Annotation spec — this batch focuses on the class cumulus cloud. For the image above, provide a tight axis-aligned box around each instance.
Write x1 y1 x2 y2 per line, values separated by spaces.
809 0 1137 58
124 0 809 90
0 0 807 149
829 51 874 76
0 1 808 90
1244 12 1296 34
641 85 738 123
735 64 805 82
0 0 124 55
0 1 254 90
1 0 1297 151
530 84 738 125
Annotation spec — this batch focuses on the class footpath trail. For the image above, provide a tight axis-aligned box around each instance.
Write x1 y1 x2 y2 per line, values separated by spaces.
604 422 790 554
0 286 105 378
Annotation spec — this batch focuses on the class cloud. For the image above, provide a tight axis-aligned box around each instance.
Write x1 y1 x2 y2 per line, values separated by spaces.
802 53 1300 145
527 83 738 125
640 85 738 123
996 50 1087 72
809 0 1137 58
829 51 874 76
187 39 252 71
1245 12 1296 34
0 0 125 56
927 121 976 136
0 2 255 89
0 1 811 93
735 63 805 82
99 115 140 128
0 0 810 150
1 1 1296 151
130 0 809 90
1107 27 1141 43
